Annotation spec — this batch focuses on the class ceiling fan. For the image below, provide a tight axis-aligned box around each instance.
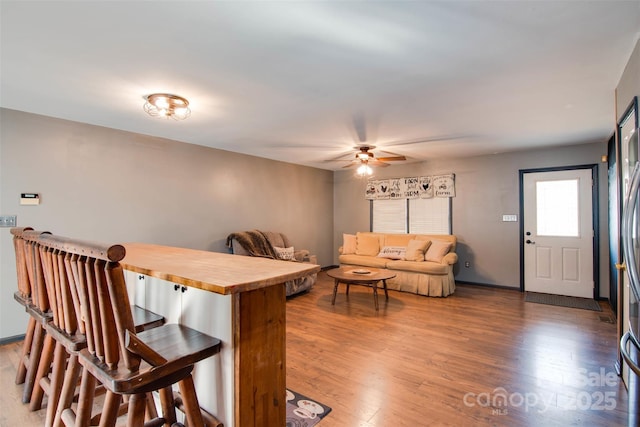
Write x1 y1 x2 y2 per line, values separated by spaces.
344 145 405 167
323 114 469 175
329 145 406 176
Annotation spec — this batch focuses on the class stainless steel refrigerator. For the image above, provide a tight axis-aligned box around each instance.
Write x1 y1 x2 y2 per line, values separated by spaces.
620 128 640 423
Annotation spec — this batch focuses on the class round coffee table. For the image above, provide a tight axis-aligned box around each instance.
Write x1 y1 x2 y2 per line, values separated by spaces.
326 267 396 311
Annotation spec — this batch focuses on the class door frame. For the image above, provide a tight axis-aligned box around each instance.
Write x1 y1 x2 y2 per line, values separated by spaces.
518 164 600 298
607 133 619 314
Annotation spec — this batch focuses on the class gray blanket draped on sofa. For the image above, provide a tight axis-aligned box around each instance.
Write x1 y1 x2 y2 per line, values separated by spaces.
226 230 279 259
226 230 316 296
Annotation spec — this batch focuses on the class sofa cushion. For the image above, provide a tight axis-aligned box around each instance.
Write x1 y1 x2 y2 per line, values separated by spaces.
405 239 431 261
377 246 406 260
274 246 295 260
386 260 450 275
342 233 357 254
355 233 380 256
425 240 453 262
384 234 414 247
339 254 389 268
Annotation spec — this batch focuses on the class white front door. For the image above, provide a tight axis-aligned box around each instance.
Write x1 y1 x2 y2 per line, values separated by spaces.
523 169 594 298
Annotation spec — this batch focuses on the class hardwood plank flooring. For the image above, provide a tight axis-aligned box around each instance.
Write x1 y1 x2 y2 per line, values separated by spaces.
285 272 632 427
0 272 633 426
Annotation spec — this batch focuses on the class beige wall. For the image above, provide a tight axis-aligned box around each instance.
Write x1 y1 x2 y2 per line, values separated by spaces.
0 108 334 339
334 142 610 295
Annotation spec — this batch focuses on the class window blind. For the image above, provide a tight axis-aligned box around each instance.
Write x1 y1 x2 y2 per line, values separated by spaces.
372 197 451 234
409 197 451 234
372 199 407 233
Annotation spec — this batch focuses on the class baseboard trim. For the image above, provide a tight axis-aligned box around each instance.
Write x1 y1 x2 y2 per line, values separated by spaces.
0 334 25 346
456 281 611 304
455 280 521 291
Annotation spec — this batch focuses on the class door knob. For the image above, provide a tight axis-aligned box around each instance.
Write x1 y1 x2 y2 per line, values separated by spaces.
526 239 535 244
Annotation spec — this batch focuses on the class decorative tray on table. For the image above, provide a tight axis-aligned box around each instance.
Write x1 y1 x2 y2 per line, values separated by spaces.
350 269 371 275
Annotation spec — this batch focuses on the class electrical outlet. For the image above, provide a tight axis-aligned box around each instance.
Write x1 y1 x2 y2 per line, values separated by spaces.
0 215 17 227
464 261 470 268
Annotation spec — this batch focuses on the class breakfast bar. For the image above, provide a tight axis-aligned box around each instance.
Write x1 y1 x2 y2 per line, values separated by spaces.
120 243 321 427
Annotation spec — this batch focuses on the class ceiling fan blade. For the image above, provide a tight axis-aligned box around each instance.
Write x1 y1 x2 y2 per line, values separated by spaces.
324 150 359 162
385 135 469 147
369 159 390 167
352 114 368 143
376 156 406 162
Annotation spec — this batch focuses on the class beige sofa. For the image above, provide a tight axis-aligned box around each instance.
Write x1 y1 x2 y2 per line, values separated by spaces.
338 232 458 297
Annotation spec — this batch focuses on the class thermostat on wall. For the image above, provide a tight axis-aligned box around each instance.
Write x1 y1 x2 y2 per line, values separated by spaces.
20 193 40 205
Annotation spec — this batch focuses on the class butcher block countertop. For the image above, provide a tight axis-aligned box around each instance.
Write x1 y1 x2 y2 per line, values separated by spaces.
121 242 321 295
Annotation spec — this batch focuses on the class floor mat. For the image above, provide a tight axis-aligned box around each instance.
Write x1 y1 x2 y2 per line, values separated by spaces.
525 292 602 311
286 389 332 427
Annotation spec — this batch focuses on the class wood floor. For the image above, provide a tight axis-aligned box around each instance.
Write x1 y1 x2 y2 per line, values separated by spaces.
0 272 633 426
285 273 631 427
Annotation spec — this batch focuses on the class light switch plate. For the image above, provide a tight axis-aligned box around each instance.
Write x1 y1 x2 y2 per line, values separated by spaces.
0 215 17 227
502 214 518 222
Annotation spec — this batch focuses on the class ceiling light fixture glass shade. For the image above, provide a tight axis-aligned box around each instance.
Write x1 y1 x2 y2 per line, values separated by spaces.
356 163 373 176
143 93 191 120
356 152 373 161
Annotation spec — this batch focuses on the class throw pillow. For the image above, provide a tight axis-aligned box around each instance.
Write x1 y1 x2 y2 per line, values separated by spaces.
405 239 431 262
377 246 407 260
355 234 380 256
274 246 295 261
342 233 357 255
424 240 452 262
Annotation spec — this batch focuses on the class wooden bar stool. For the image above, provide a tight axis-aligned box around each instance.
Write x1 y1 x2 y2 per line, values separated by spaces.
11 228 166 426
36 233 222 427
31 237 166 426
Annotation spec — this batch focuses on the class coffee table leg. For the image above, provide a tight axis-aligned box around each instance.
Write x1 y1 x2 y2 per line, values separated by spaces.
332 279 339 305
383 279 389 300
372 281 379 310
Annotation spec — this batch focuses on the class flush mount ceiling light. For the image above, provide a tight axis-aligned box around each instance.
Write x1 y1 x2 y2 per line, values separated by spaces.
143 93 191 120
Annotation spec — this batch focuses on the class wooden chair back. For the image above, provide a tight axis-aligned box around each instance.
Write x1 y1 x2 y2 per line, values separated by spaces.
12 227 52 313
36 234 139 372
24 231 50 314
11 227 34 299
35 236 82 337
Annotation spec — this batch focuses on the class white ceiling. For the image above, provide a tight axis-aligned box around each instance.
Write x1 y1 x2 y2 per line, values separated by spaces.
1 1 639 170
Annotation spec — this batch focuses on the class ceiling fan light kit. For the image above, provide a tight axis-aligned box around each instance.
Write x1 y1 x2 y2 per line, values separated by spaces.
356 163 374 176
356 149 374 161
339 146 408 175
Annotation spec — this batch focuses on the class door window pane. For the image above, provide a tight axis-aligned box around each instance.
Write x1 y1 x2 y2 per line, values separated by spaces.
536 179 579 237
